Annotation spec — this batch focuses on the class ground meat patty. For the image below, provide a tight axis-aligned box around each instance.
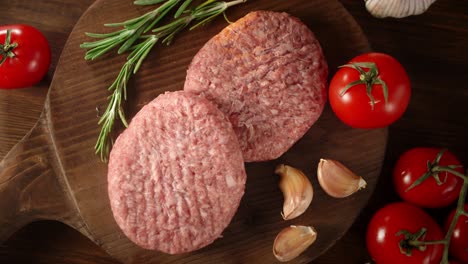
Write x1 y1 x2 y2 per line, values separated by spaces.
184 11 328 162
107 91 246 254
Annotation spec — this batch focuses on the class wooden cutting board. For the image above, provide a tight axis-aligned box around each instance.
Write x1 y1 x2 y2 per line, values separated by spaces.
0 0 387 263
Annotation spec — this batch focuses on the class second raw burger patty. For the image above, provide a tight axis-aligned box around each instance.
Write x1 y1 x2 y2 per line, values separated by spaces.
185 11 328 162
107 91 246 254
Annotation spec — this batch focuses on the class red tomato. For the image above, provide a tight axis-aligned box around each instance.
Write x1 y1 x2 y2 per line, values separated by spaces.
366 202 444 264
393 148 464 208
0 24 51 89
444 205 468 263
449 260 462 264
329 52 411 128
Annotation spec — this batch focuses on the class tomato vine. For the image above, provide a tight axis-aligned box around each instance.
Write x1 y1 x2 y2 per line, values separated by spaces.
396 149 468 264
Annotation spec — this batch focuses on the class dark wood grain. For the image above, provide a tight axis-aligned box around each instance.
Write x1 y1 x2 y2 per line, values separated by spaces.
0 0 95 158
0 0 467 263
0 110 96 244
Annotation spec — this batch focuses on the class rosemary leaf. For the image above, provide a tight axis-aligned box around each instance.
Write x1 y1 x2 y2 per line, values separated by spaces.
104 11 154 28
134 0 167 6
175 0 193 18
133 36 158 73
190 12 221 30
153 17 192 44
85 29 127 39
223 12 233 24
194 0 217 11
118 107 128 127
81 30 135 49
118 27 146 54
85 45 117 60
104 17 139 28
143 3 176 33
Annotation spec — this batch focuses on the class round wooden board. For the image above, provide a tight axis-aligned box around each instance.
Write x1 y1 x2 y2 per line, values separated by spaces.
44 0 386 263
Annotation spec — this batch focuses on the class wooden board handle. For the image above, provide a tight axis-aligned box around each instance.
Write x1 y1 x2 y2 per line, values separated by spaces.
0 112 81 243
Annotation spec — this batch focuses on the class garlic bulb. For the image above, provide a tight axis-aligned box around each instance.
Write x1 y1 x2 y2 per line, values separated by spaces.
273 225 317 262
317 159 366 198
365 0 437 18
275 164 313 220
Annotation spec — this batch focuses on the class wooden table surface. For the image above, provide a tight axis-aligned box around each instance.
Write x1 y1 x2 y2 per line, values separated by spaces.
0 0 467 263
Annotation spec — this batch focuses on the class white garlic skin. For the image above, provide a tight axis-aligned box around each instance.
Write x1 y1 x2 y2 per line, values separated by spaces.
317 159 367 198
365 0 437 18
275 164 314 220
273 225 317 262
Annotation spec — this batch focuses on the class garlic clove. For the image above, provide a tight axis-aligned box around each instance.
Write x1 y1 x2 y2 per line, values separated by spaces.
317 159 366 198
365 0 437 18
275 164 313 220
273 225 317 262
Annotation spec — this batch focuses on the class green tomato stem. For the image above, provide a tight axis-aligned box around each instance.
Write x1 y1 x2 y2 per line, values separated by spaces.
0 29 18 65
409 239 446 246
398 149 467 264
407 170 467 264
440 173 467 262
433 166 468 181
338 62 389 110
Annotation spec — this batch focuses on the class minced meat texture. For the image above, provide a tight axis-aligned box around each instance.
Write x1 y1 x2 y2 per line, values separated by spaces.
107 91 246 254
184 11 328 162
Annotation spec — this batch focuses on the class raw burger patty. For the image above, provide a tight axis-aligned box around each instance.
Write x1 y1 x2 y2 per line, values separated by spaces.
184 11 328 162
107 91 246 254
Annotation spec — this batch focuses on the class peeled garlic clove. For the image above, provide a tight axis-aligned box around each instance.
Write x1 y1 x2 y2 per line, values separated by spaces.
275 164 313 220
273 225 317 262
317 159 366 198
365 0 437 18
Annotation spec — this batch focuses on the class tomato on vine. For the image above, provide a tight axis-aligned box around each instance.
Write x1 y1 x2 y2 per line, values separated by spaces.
393 148 464 208
444 205 468 263
0 24 51 89
366 202 444 264
329 52 411 128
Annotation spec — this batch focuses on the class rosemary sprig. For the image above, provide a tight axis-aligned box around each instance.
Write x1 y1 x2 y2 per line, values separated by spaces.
80 0 181 60
82 0 246 161
94 35 157 161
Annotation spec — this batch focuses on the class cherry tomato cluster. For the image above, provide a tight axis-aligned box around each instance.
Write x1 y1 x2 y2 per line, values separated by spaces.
0 24 51 89
329 53 466 264
366 148 467 264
